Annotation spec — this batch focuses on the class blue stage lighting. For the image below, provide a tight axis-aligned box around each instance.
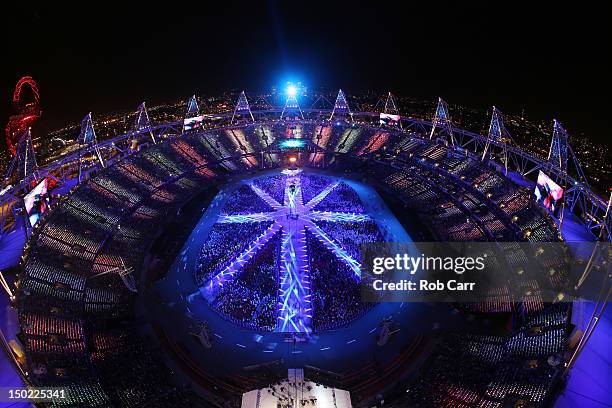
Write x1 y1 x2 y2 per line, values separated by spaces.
287 84 297 96
279 139 306 149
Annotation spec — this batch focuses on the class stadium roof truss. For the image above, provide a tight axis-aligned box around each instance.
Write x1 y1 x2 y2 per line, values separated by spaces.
374 91 399 116
280 93 304 120
182 95 201 134
77 113 105 182
481 106 512 174
186 95 200 118
429 97 455 145
329 89 354 123
4 129 38 183
309 95 334 111
231 91 255 124
1 90 609 242
132 102 156 145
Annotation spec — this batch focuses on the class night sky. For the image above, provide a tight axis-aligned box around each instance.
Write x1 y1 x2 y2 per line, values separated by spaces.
1 2 609 143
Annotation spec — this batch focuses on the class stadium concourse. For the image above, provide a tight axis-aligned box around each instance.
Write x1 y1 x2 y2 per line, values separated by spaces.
0 91 610 408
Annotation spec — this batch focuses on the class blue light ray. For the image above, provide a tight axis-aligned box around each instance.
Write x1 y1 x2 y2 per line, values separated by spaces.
304 181 339 209
305 220 362 278
218 213 277 223
200 222 282 299
306 211 371 222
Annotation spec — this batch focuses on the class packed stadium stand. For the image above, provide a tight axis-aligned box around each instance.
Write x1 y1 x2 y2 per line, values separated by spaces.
1 95 608 408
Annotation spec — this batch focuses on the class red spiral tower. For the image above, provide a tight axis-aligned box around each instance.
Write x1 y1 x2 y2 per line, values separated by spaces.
5 76 41 156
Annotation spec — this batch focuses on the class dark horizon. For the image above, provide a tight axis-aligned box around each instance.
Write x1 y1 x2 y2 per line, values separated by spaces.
1 2 609 144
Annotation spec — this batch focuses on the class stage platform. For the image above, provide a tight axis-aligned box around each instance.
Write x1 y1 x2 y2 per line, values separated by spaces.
148 169 464 388
241 369 352 408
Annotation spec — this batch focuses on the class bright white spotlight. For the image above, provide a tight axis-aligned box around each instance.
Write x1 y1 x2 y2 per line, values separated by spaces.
287 85 297 96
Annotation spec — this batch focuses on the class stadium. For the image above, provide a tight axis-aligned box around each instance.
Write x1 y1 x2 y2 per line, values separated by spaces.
0 84 610 408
